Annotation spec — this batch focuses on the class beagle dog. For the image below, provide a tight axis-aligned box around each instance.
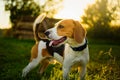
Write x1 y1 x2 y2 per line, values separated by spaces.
45 19 89 80
22 15 89 80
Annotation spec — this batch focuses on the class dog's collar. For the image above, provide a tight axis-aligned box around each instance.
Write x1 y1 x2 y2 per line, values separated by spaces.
71 39 87 51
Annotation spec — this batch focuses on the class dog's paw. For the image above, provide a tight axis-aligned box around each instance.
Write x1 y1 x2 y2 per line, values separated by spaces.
22 68 28 77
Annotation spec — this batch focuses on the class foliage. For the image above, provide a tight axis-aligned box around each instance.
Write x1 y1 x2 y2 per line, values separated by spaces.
38 0 63 18
4 0 40 24
86 26 120 39
108 26 120 39
0 37 120 80
4 0 63 24
82 0 120 39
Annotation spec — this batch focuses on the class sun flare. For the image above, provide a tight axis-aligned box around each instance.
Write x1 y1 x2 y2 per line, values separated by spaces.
0 0 95 29
54 0 95 20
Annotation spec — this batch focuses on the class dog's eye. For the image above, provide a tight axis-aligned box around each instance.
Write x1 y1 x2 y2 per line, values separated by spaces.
58 25 64 29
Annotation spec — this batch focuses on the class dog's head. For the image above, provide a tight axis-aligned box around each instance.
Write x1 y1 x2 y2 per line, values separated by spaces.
33 14 60 41
45 19 86 47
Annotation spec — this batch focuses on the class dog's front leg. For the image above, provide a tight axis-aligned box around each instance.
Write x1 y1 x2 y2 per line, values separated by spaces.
63 60 72 80
63 66 70 80
79 64 86 80
22 58 41 77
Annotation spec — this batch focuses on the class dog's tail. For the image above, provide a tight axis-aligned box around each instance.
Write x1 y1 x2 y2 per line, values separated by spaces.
33 13 47 43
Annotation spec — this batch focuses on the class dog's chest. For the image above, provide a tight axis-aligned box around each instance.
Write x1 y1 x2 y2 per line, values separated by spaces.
64 44 87 63
46 41 65 57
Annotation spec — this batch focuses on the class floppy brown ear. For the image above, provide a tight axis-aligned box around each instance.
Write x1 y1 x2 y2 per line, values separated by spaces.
73 21 86 43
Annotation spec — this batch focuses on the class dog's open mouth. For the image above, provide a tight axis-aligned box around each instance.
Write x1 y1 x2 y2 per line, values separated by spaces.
49 36 67 46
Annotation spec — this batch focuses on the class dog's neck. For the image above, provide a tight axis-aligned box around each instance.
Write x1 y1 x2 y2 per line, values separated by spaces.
67 38 86 48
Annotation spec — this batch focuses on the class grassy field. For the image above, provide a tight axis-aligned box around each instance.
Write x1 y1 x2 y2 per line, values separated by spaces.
0 37 120 80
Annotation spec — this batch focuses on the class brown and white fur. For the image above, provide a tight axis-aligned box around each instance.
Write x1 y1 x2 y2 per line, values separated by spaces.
22 14 55 76
22 16 89 80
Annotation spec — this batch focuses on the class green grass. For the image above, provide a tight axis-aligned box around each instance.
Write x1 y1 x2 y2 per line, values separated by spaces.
0 37 120 80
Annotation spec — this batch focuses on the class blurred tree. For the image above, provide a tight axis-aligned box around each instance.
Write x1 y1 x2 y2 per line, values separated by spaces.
4 0 40 24
4 0 63 24
82 0 119 38
37 0 63 18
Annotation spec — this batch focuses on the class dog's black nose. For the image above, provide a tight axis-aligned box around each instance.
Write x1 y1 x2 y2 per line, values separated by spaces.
44 31 50 36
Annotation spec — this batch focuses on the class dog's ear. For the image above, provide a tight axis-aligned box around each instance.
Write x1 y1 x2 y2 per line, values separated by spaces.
73 21 86 43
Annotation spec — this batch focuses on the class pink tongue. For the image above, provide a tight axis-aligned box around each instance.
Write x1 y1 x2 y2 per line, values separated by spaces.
49 37 66 46
49 40 61 46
